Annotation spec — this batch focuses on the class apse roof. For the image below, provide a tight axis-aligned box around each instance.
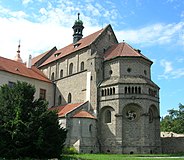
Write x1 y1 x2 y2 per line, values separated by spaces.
104 42 152 62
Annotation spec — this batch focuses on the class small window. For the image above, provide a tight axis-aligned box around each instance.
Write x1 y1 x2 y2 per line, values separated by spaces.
101 90 104 96
113 87 115 94
68 93 72 103
138 87 141 94
149 108 153 123
8 81 15 88
127 68 131 73
60 69 63 78
69 63 73 75
89 124 93 132
58 95 62 105
51 72 55 81
144 70 147 75
40 89 46 100
110 88 112 95
80 61 84 71
105 110 111 123
109 70 113 75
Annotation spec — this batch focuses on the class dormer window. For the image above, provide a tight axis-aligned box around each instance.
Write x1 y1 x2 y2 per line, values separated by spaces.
54 52 61 57
74 43 81 48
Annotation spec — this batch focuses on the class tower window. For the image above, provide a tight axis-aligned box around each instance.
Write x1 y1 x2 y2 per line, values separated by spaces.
68 93 72 103
58 95 62 105
51 72 55 81
149 108 153 123
69 63 73 75
60 69 63 78
80 61 84 71
109 70 113 75
113 87 115 94
105 110 111 123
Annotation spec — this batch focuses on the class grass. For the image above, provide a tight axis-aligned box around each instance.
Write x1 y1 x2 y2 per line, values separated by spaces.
62 153 184 160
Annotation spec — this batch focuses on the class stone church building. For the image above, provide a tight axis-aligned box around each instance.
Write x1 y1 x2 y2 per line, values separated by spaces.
0 14 161 154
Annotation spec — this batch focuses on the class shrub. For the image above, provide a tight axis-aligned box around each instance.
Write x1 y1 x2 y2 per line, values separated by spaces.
62 146 78 154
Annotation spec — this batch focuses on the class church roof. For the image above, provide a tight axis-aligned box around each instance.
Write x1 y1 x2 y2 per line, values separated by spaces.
39 26 107 67
0 56 51 83
104 42 152 62
72 110 96 119
49 102 87 117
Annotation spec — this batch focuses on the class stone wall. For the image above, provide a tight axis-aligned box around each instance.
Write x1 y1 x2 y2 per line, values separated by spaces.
161 137 184 153
0 70 54 107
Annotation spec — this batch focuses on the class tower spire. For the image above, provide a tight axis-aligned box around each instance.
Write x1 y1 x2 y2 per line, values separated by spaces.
14 40 23 63
72 13 84 44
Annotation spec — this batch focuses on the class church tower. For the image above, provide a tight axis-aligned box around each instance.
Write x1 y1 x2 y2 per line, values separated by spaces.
14 41 23 63
72 13 84 44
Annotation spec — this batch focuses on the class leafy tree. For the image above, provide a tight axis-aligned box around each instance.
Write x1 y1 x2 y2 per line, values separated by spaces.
160 103 184 134
0 81 67 159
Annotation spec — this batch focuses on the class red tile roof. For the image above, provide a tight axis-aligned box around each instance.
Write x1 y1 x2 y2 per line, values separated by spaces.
104 42 151 62
0 56 51 83
72 110 96 119
40 27 106 67
49 102 84 117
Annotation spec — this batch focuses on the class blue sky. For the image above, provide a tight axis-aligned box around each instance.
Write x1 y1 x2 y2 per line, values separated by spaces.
0 0 184 116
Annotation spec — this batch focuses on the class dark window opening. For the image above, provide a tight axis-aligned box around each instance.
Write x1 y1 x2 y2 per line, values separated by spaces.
51 72 55 81
60 69 63 78
105 110 111 123
80 61 84 71
69 63 73 75
68 93 72 103
40 89 46 100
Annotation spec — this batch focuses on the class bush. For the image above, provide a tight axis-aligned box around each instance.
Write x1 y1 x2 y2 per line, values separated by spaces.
62 146 78 154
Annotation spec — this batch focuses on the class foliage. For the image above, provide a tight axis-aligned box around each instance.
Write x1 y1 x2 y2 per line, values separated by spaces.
0 81 67 159
62 146 78 154
160 103 184 134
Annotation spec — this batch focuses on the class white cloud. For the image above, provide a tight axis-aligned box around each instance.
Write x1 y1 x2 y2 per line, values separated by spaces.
116 22 184 47
160 60 173 74
22 0 33 5
158 59 184 79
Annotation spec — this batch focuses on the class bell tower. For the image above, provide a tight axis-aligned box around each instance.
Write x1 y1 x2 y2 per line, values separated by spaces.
14 40 23 63
72 13 84 44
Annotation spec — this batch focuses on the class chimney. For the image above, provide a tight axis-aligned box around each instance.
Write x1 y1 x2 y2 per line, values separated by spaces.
27 54 32 68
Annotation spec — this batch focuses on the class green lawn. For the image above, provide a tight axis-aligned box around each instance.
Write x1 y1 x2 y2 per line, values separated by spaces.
62 154 184 160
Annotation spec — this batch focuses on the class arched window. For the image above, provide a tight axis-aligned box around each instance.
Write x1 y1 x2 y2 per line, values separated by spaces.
68 93 72 103
80 61 84 71
149 108 153 123
60 69 63 78
135 87 138 94
105 110 111 123
132 87 134 94
128 86 131 94
107 88 110 95
105 89 107 96
110 88 112 95
113 87 115 94
69 63 73 75
125 87 127 94
101 90 104 96
138 87 141 94
89 124 93 132
58 95 62 105
51 72 55 81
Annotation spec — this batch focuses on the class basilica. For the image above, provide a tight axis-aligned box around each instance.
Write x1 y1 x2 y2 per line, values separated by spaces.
0 14 161 154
